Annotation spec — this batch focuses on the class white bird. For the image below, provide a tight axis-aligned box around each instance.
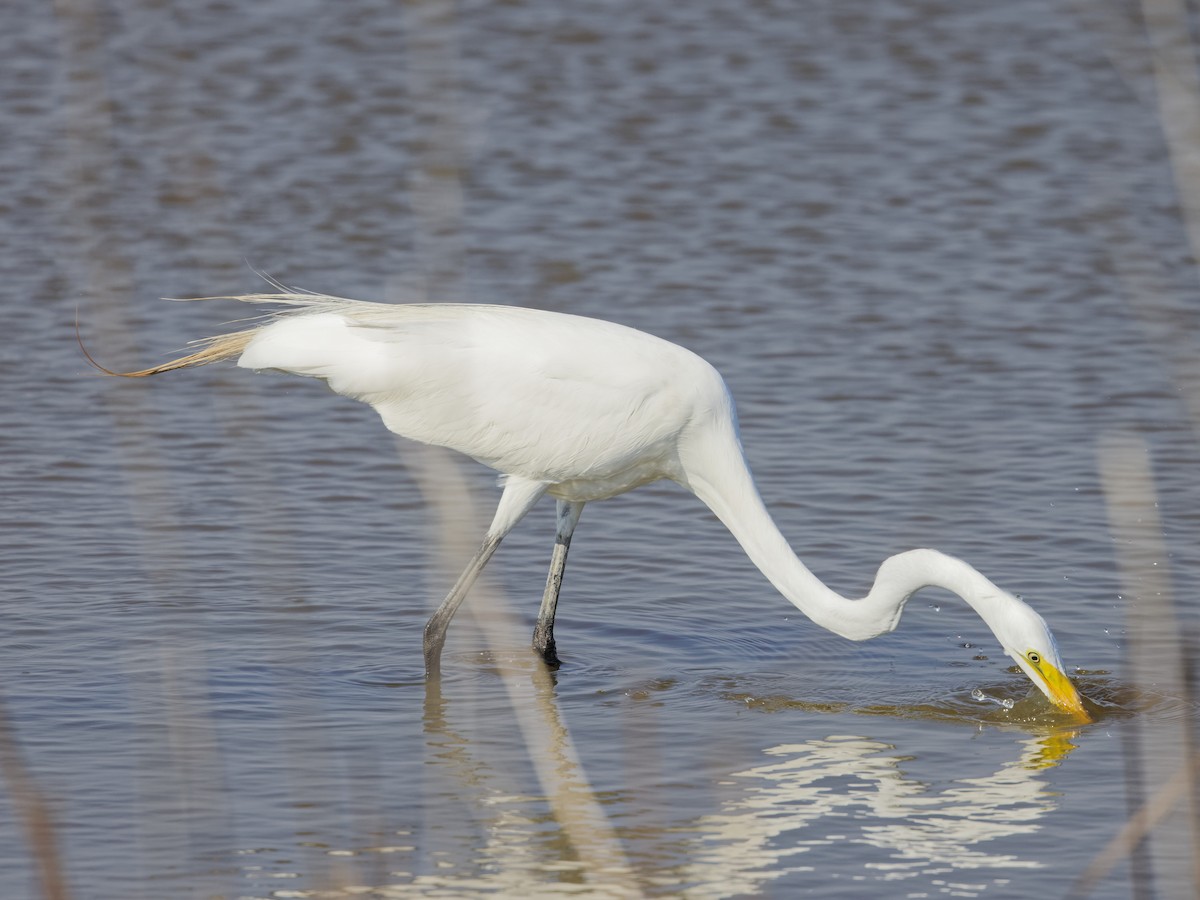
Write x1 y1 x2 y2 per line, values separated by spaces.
90 292 1089 720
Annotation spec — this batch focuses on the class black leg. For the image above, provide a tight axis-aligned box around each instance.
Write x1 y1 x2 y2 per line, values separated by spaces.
424 533 502 676
422 475 549 677
533 500 584 666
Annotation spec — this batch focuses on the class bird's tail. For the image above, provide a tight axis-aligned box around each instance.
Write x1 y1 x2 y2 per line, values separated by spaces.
78 292 345 376
78 320 261 378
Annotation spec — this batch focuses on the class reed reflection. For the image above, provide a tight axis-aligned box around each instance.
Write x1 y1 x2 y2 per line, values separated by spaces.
296 682 1080 899
421 661 640 897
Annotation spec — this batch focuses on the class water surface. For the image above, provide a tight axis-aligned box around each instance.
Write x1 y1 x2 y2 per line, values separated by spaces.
4 0 1200 897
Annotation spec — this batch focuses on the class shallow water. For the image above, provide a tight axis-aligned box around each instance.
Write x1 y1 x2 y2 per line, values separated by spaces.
4 0 1200 897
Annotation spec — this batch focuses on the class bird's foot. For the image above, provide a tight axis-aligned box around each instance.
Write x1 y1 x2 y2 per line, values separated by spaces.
532 634 562 669
423 649 442 679
423 623 447 679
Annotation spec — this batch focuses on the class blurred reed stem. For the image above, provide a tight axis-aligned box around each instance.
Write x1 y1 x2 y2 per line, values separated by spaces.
0 694 69 900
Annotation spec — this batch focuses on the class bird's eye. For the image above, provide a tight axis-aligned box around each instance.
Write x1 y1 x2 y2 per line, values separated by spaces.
1026 651 1041 664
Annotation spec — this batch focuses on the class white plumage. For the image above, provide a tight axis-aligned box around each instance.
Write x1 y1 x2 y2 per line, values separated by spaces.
97 292 1089 720
237 302 720 499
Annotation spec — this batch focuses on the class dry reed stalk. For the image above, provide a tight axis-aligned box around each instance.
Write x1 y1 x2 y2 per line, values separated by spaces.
0 695 70 900
1067 433 1199 898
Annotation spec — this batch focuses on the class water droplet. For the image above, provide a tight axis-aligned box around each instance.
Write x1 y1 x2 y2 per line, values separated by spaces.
972 688 1014 711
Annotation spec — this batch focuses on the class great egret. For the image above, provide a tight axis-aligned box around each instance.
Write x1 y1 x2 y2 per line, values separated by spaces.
88 292 1089 720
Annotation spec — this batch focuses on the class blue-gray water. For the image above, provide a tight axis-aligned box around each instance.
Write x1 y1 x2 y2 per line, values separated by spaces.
4 0 1200 897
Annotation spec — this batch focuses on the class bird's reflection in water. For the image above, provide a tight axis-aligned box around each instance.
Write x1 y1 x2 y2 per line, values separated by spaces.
411 663 1082 899
675 732 1077 897
419 658 641 897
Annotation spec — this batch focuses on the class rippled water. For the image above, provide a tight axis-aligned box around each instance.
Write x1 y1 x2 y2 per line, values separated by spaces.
5 0 1200 897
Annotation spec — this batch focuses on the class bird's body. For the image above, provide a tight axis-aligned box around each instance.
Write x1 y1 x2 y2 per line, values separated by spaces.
95 292 1090 721
241 300 721 502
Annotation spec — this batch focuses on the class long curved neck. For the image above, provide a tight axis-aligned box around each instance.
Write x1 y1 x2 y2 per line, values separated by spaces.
681 425 1010 641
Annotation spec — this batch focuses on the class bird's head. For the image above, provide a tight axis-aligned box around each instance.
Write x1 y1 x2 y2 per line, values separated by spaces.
995 597 1090 722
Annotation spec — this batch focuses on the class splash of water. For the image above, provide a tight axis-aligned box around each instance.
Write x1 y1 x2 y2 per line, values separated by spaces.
972 688 1015 710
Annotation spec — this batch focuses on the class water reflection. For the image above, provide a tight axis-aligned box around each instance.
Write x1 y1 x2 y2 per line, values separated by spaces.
253 668 1080 899
418 661 641 898
675 732 1077 898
